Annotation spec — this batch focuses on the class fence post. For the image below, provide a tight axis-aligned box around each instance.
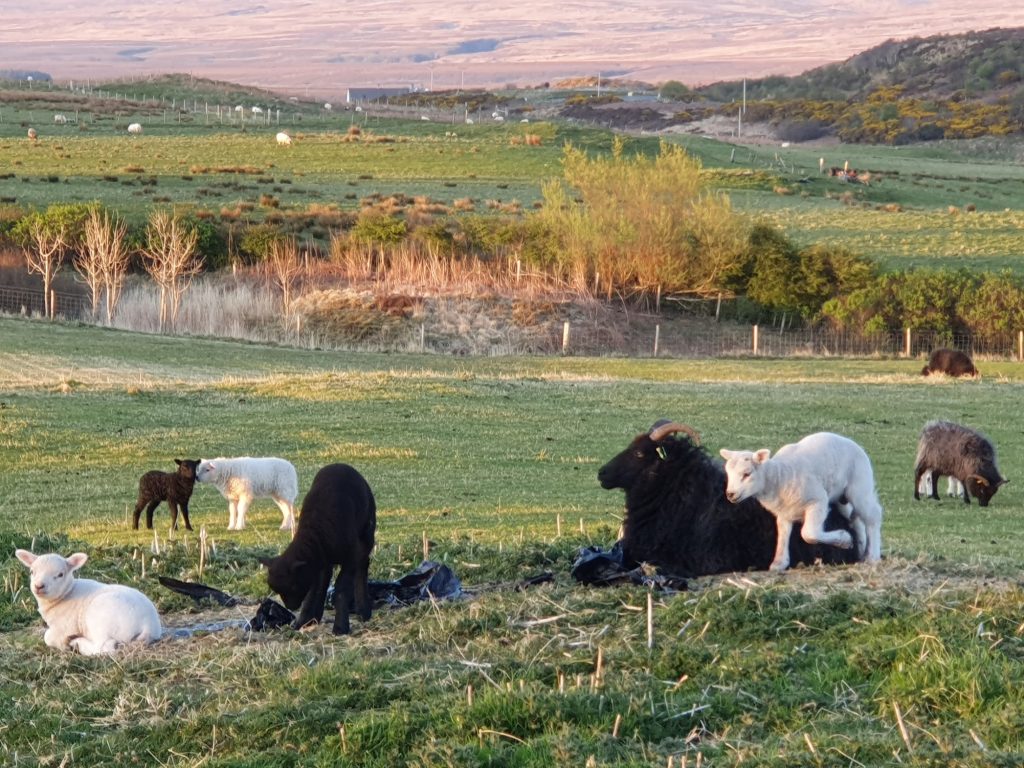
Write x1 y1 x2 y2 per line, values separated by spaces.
753 324 759 355
50 289 55 320
653 324 660 357
1019 330 1023 362
904 328 912 357
562 321 570 355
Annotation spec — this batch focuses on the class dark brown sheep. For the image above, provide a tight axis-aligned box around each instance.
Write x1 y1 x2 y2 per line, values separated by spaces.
132 459 200 531
259 463 376 635
921 348 978 377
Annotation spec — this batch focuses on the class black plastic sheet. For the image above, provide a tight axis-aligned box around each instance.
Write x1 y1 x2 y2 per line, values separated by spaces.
571 542 688 591
367 560 463 606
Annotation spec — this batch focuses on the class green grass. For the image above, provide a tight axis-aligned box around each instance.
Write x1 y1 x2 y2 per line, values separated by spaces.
2 317 1024 766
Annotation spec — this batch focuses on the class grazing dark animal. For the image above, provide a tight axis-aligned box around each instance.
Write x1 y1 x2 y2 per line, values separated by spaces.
597 422 859 577
132 459 201 531
921 348 978 378
914 420 1007 507
259 463 376 635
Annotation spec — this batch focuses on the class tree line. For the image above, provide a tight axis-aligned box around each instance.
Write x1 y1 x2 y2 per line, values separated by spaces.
3 141 1022 341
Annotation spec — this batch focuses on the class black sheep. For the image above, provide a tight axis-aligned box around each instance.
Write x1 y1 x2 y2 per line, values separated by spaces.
921 348 978 377
597 422 858 577
914 420 1007 506
132 459 201 531
259 463 376 635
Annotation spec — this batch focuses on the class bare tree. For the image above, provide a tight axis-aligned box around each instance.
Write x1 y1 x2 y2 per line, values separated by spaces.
141 210 202 332
22 214 70 318
76 208 130 323
266 237 304 314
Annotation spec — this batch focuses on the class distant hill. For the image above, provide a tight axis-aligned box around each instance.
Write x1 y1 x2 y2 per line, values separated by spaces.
698 27 1024 102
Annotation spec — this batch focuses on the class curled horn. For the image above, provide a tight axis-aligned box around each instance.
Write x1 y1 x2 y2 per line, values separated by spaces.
648 421 701 446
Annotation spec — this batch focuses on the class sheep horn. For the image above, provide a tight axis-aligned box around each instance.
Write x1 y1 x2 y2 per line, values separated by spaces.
648 421 701 445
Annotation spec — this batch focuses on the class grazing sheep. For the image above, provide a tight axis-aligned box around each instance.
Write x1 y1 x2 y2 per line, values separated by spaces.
15 549 161 655
196 456 298 530
275 131 292 146
913 420 1007 506
27 128 37 141
53 114 67 125
598 422 858 577
917 470 965 500
127 123 143 135
721 432 883 571
922 348 978 377
259 463 376 635
132 458 201 531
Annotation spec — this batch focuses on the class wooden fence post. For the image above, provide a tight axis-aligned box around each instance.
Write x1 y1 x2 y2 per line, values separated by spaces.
653 324 660 357
904 328 912 357
561 321 571 355
752 324 759 355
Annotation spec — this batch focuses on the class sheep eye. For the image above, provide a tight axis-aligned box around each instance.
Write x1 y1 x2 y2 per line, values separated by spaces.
56 572 64 578
741 472 751 480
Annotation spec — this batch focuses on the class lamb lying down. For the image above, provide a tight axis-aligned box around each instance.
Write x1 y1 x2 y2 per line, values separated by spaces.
15 549 162 655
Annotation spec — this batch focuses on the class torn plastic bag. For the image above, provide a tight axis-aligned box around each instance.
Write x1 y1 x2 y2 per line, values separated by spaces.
366 560 463 606
249 597 296 631
157 575 243 607
571 542 687 591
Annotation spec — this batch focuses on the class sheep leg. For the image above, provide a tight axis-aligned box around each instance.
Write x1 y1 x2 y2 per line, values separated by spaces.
272 496 295 530
799 502 853 551
293 567 331 629
168 500 180 531
353 551 372 622
70 636 119 656
145 500 161 529
227 500 238 530
131 500 147 530
770 516 794 572
235 497 251 530
332 567 355 635
913 465 927 500
180 501 193 531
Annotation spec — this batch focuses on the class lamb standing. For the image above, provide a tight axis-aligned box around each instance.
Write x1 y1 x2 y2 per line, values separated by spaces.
275 132 292 146
720 432 883 571
913 420 1006 506
15 549 161 655
260 463 376 635
196 456 298 530
127 123 143 135
132 458 201 531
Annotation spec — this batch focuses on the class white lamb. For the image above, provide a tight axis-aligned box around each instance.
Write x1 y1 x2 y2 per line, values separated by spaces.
15 549 161 655
275 131 292 146
197 456 298 530
720 432 883 571
127 122 143 135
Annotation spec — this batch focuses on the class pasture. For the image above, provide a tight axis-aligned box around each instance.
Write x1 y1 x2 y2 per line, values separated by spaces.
3 84 1024 275
2 316 1024 766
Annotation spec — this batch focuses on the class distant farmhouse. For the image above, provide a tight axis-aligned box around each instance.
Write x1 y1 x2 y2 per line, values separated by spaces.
345 86 415 104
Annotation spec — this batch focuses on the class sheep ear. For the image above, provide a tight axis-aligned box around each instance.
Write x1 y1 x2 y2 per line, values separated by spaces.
14 549 36 567
754 449 772 464
174 459 183 467
969 474 989 488
66 552 88 571
719 449 733 460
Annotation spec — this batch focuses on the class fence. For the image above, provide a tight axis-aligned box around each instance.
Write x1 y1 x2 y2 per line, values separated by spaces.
3 283 1022 361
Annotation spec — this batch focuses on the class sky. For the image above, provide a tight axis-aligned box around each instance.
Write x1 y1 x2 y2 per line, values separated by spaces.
1 1 1021 95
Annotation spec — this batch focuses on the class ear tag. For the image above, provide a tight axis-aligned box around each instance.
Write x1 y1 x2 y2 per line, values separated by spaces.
656 446 667 460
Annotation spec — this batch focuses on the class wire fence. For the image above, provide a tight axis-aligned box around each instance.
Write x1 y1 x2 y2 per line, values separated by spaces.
3 283 1022 361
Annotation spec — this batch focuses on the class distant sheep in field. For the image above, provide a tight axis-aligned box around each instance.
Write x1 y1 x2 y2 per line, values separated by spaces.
275 131 292 146
15 549 161 655
721 432 884 571
132 458 201 531
251 106 263 115
260 463 376 635
127 123 143 135
914 420 1006 507
27 128 37 141
921 348 978 378
53 114 67 125
197 456 298 530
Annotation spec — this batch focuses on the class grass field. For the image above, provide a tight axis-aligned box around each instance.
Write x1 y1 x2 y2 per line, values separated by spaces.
2 316 1024 766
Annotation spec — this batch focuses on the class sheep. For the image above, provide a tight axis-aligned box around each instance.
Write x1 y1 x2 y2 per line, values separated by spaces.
921 348 978 377
196 456 298 530
259 463 376 635
127 123 143 135
53 114 67 125
132 458 201 531
15 549 161 655
275 131 292 146
913 420 1007 506
597 422 858 577
27 128 38 141
720 432 883 571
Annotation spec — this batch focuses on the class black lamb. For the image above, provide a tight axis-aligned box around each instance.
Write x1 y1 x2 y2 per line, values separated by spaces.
597 422 859 577
913 419 1007 506
259 463 376 635
132 458 201 531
